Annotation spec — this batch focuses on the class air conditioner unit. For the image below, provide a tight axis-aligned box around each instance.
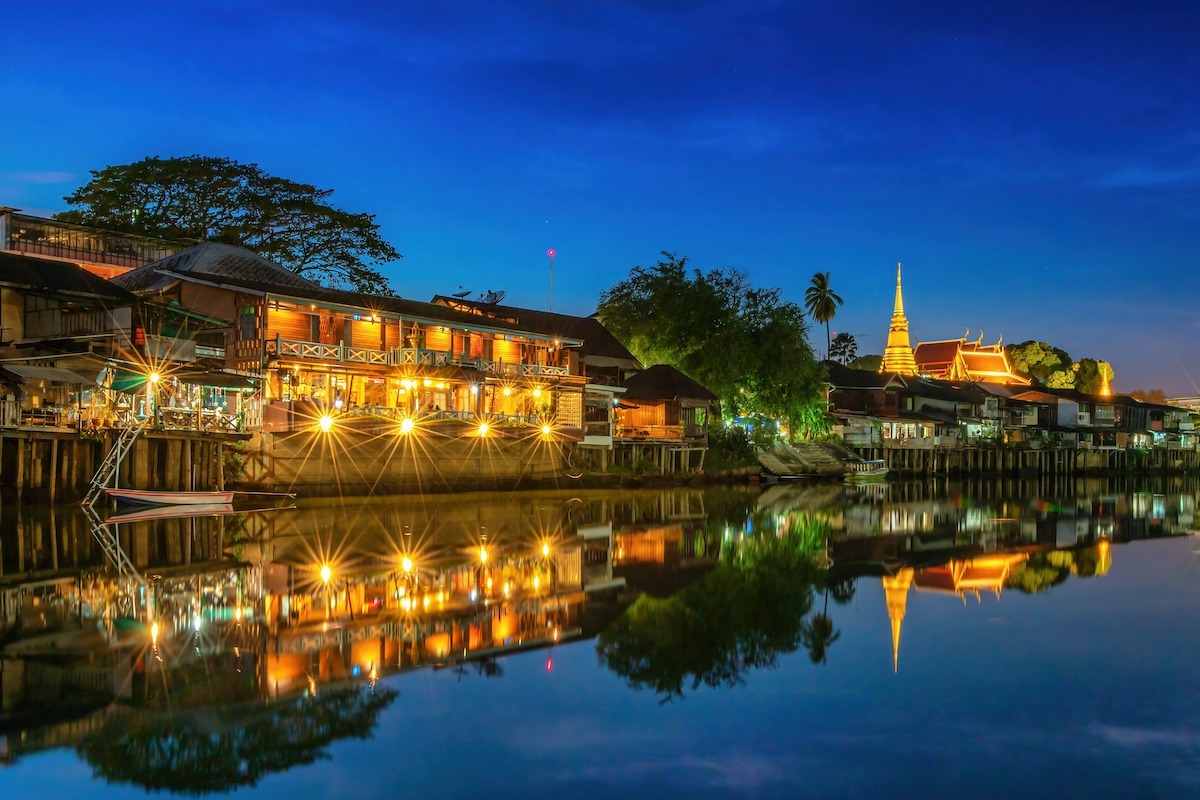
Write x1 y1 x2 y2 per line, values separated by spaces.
1077 412 1091 425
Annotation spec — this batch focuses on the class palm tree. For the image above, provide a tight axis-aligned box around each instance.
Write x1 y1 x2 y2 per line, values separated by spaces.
802 271 843 358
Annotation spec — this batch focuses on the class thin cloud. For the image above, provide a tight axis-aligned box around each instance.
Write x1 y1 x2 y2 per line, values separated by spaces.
7 171 75 184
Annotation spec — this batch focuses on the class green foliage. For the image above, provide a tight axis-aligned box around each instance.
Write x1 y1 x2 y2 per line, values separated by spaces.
848 353 882 372
597 252 825 437
60 155 400 293
705 424 758 472
1045 368 1076 389
1074 358 1113 394
802 271 844 356
1005 340 1070 383
829 331 857 364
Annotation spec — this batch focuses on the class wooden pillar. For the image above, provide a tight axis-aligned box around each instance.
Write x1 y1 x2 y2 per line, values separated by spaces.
48 438 58 502
15 437 24 502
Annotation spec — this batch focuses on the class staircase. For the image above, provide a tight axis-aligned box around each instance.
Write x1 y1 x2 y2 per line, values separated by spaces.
82 425 144 507
81 425 147 582
757 441 855 479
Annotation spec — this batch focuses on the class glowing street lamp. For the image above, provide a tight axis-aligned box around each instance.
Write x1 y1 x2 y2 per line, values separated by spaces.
321 564 332 585
478 422 489 437
401 555 413 574
399 417 414 434
319 414 334 433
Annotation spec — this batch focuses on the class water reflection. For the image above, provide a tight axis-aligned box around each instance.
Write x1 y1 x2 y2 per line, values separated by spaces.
0 477 1195 793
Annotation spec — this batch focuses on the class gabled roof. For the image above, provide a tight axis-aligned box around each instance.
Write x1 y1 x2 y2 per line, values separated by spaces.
0 251 135 303
904 376 983 403
913 340 962 370
621 364 717 402
111 242 320 293
430 296 641 367
823 360 909 390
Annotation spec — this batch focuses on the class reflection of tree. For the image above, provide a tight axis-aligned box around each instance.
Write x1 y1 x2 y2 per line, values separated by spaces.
799 589 841 665
1007 551 1075 593
78 685 398 795
597 537 819 700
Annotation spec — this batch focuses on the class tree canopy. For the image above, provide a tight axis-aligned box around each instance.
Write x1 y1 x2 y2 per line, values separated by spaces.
829 332 857 364
596 252 826 436
58 155 401 293
1005 340 1114 393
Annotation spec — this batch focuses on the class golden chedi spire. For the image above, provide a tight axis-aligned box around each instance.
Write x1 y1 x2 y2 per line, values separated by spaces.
881 568 914 673
880 262 918 375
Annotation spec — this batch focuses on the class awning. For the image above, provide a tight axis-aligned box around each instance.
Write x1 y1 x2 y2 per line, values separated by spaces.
0 365 94 385
174 370 258 389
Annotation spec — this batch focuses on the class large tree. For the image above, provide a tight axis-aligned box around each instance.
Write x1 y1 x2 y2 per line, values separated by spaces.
829 332 857 364
58 155 400 293
597 252 825 436
802 271 843 358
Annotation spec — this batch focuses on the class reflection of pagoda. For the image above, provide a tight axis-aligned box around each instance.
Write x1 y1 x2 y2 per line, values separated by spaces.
882 568 913 673
880 262 918 375
881 553 1028 673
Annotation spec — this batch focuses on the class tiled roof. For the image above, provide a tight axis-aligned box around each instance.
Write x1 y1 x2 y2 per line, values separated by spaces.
621 364 718 402
111 242 320 293
430 296 641 366
913 340 961 369
824 360 909 390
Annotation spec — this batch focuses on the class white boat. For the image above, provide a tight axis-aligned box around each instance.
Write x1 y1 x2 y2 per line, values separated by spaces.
844 459 889 483
104 488 236 506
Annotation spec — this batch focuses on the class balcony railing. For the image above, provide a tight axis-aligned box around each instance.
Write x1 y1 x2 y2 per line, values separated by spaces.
264 337 571 378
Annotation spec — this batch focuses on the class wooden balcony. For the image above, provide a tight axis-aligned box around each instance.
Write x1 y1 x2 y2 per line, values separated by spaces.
264 336 571 378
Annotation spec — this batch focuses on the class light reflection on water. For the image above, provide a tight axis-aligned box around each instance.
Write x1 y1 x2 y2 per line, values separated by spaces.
0 477 1198 797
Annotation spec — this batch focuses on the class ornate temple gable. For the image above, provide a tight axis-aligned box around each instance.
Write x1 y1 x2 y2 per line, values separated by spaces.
914 330 1028 386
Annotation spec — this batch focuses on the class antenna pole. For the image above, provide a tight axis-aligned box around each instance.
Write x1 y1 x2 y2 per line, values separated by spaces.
547 249 555 312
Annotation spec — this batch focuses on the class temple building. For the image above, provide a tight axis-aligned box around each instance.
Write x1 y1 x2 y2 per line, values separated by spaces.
912 331 1030 385
880 262 918 375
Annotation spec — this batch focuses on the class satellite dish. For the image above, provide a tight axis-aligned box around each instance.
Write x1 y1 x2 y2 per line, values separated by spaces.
452 289 471 298
482 290 506 304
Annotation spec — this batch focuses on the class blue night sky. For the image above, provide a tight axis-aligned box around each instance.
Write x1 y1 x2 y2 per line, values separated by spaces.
2 1 1198 393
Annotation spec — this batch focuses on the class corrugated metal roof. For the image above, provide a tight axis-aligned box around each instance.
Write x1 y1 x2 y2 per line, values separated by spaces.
0 365 94 384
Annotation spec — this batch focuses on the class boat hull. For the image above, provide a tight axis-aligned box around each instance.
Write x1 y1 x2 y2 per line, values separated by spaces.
104 488 235 506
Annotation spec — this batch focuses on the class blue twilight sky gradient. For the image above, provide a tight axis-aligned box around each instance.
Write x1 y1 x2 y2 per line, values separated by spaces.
2 1 1198 393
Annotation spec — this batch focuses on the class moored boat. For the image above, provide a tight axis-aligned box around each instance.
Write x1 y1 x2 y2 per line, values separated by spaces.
104 488 236 506
844 459 888 483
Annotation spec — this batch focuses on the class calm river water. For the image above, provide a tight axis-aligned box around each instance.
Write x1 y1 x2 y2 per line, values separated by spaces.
1 476 1199 798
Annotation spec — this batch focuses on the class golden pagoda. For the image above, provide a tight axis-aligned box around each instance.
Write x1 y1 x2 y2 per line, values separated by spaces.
880 262 918 375
881 567 913 673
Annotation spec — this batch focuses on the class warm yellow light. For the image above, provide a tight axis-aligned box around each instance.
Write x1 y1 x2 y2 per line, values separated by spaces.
320 564 332 584
401 379 413 389
399 417 414 434
319 414 334 432
151 622 159 644
542 542 551 558
423 379 432 387
502 387 512 397
479 546 489 564
533 575 541 590
149 372 160 384
402 556 413 574
478 422 489 437
532 388 542 398
542 424 552 436
436 382 445 389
